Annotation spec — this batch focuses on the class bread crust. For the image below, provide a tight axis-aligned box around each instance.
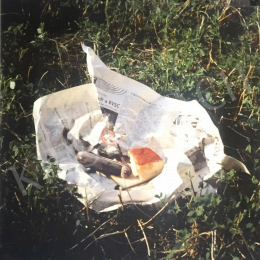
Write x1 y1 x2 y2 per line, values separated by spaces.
128 148 162 165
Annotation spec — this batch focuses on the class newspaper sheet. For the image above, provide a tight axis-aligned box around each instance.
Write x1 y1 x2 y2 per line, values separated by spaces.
33 46 249 212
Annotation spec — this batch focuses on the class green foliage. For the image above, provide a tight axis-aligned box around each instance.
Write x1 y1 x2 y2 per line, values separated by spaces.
160 167 260 259
1 0 260 259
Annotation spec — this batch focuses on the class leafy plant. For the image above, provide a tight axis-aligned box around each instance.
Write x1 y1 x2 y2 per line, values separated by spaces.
1 0 260 259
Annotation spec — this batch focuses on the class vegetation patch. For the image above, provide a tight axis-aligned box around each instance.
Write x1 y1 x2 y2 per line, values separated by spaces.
1 0 260 259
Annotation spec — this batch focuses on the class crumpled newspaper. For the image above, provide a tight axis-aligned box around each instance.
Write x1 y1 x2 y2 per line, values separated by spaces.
33 46 249 212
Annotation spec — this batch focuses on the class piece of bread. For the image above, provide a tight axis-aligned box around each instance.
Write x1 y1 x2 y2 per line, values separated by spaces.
129 147 164 180
110 147 164 189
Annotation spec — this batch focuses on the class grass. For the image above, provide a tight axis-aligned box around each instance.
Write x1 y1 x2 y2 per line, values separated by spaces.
1 0 260 259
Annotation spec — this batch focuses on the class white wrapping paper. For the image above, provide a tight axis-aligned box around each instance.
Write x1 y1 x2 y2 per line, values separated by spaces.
33 46 249 212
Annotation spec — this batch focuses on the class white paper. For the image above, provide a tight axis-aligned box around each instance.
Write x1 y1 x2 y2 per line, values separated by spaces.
33 46 249 212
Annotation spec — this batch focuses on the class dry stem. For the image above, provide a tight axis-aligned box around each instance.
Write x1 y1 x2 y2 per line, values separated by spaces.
142 194 175 226
137 219 150 256
239 228 256 260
